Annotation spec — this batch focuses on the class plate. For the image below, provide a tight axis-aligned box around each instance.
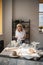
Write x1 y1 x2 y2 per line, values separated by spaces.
23 55 33 59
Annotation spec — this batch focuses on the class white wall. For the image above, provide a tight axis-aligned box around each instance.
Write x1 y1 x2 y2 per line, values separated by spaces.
3 0 12 47
1 0 43 47
0 35 3 40
12 0 43 47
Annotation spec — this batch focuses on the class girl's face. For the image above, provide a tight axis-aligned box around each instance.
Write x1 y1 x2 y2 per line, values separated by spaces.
17 26 22 32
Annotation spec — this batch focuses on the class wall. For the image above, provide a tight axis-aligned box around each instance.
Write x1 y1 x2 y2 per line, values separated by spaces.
12 0 43 47
0 0 3 40
0 0 2 35
3 0 12 47
0 35 3 40
1 0 43 47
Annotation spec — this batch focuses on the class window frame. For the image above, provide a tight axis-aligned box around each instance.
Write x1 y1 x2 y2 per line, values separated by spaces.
39 3 43 32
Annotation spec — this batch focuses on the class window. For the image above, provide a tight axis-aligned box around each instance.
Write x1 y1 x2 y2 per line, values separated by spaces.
39 4 43 32
0 0 2 35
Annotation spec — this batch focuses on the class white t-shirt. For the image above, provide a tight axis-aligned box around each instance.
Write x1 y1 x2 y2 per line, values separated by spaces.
15 29 26 40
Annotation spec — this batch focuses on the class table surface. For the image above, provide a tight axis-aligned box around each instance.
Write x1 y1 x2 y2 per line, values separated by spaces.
0 43 43 65
0 56 43 65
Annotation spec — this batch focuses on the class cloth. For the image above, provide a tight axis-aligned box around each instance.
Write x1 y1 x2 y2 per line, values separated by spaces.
15 29 26 40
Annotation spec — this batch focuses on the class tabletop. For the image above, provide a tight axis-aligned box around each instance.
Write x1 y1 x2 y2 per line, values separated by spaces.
0 42 43 65
0 56 43 65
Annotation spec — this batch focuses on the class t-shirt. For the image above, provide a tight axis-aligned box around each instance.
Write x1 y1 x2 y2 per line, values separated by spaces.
15 29 26 40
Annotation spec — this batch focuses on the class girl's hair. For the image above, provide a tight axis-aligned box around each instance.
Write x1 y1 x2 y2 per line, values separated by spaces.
17 24 23 28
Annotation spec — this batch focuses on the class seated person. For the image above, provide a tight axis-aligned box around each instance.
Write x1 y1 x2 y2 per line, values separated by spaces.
15 24 26 43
